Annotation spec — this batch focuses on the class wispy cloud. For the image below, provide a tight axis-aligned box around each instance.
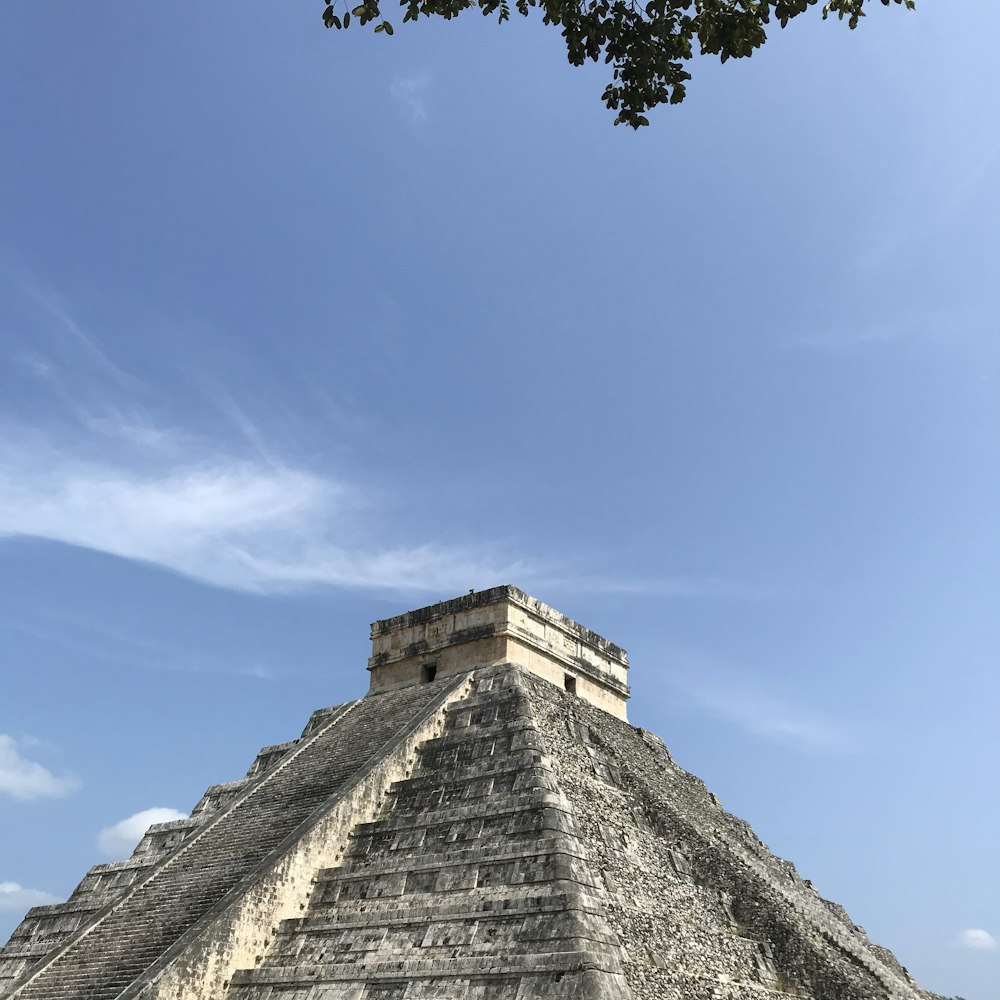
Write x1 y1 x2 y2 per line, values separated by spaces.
192 376 279 463
855 135 1000 276
97 807 188 859
0 287 731 602
545 574 762 600
0 734 80 800
2 611 279 680
0 412 742 599
14 353 57 381
789 321 913 352
787 304 991 353
0 421 534 595
390 73 430 122
663 654 850 752
0 278 538 594
0 882 59 912
957 928 998 952
80 409 196 454
8 271 136 388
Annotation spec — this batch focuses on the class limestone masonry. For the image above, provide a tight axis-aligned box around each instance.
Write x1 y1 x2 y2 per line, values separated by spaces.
0 586 938 1000
368 587 630 720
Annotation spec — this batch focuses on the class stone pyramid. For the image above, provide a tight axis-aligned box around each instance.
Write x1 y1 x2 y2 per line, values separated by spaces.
0 586 937 1000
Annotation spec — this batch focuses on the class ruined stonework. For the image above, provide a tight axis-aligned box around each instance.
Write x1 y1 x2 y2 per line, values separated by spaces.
0 587 938 1000
368 586 630 721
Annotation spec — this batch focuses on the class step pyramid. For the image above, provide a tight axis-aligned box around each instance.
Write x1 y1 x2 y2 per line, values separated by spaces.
0 587 938 1000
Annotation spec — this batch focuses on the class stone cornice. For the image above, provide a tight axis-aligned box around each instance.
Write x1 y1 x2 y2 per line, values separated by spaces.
370 584 628 668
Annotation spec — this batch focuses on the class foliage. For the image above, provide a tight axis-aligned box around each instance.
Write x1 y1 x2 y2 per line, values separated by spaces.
321 0 915 128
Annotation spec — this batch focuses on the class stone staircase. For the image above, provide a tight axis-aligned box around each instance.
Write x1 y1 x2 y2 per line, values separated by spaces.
0 705 348 997
7 683 452 1000
0 791 246 993
226 670 630 1000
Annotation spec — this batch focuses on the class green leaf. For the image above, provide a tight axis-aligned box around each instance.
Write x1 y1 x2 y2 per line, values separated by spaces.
319 0 916 128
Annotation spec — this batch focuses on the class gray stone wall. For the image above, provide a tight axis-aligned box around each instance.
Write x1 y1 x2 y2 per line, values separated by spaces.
517 669 935 1000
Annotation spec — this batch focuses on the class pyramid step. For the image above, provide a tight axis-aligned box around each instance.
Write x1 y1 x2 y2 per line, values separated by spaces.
319 845 595 889
415 744 545 777
346 824 558 871
392 752 551 787
416 720 543 756
349 807 560 847
279 891 607 933
440 690 525 718
333 834 574 875
441 684 518 704
314 853 603 906
299 886 605 924
385 762 555 800
313 878 603 911
350 791 566 837
266 928 617 965
382 783 558 815
230 948 622 986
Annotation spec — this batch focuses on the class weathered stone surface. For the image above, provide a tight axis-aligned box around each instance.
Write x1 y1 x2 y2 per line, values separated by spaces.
368 586 630 720
224 668 629 1000
0 590 940 1000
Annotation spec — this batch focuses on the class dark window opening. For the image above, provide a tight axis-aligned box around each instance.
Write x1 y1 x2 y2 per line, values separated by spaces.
564 674 577 695
421 663 438 683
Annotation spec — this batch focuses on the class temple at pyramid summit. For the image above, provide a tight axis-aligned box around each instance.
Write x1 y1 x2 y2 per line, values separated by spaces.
1 585 938 1000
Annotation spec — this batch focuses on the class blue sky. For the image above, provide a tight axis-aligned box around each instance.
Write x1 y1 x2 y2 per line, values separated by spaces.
1 2 997 997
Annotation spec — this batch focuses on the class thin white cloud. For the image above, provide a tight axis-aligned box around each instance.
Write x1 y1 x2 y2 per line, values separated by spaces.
0 734 79 800
192 376 278 463
97 807 188 859
0 882 59 912
8 272 136 388
788 303 992 353
390 73 430 122
2 612 279 680
855 135 1000 276
0 287 727 601
0 431 533 594
541 574 762 600
958 928 998 951
790 322 909 352
14 353 57 381
81 409 195 454
0 418 746 599
663 655 850 752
